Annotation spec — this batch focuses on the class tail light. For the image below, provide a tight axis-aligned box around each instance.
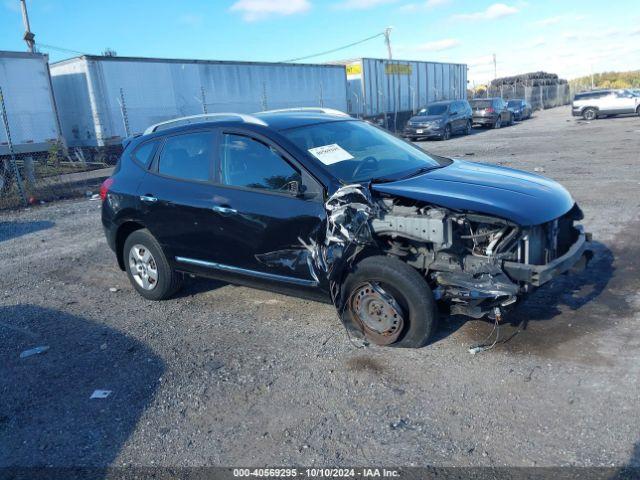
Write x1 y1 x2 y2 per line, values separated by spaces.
100 177 114 201
486 107 494 113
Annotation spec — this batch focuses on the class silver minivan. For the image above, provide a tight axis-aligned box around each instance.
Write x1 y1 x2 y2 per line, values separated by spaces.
572 89 640 120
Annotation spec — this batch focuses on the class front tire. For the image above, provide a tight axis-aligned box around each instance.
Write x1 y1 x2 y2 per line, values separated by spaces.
341 256 437 348
123 229 183 300
583 108 597 121
442 124 451 140
636 106 640 117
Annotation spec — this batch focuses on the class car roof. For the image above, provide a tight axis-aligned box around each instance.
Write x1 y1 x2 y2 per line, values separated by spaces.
422 100 455 106
253 111 352 131
141 110 353 138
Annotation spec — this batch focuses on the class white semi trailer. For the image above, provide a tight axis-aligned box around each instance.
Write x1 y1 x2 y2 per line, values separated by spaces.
0 51 62 155
50 55 348 148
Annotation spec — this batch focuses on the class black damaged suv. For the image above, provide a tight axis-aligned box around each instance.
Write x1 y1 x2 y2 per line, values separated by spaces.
102 109 590 348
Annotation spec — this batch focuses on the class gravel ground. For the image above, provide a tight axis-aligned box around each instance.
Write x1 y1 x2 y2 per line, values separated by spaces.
1 106 639 468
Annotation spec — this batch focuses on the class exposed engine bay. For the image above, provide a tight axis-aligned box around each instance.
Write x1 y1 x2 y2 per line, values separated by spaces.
371 196 588 318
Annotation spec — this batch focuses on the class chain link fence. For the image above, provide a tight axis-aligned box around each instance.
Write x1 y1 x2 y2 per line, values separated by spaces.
0 86 114 210
468 82 571 110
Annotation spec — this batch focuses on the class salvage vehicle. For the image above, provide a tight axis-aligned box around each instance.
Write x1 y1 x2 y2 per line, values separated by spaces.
401 100 472 141
572 89 640 120
101 109 591 348
507 99 532 121
470 98 514 128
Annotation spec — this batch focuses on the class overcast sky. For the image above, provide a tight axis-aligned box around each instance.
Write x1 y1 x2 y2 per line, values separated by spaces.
1 0 639 84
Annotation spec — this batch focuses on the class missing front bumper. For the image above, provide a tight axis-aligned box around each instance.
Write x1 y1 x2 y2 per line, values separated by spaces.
503 226 591 286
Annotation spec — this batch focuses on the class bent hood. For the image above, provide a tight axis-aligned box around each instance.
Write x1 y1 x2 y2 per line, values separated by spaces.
371 159 575 226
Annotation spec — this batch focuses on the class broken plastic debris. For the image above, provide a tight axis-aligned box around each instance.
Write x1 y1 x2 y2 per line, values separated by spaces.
533 167 545 173
90 390 112 399
109 287 119 293
468 346 485 355
19 345 49 359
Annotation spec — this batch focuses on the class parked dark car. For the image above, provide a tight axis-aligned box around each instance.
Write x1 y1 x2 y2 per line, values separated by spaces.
402 100 472 141
470 98 514 128
507 99 532 121
101 109 590 348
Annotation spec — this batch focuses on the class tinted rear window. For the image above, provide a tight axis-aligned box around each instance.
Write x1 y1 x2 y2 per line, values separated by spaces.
471 100 492 108
158 132 214 182
132 140 159 168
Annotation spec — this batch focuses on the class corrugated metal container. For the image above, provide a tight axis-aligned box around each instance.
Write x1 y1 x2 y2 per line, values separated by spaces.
0 51 61 155
50 55 348 148
344 58 468 117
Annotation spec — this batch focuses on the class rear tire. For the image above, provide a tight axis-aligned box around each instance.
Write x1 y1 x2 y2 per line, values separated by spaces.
123 229 183 301
494 116 502 129
465 120 472 135
583 108 597 121
341 256 437 348
636 106 640 117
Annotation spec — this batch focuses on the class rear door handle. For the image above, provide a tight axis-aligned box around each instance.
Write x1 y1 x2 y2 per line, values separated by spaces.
212 205 237 214
140 195 158 203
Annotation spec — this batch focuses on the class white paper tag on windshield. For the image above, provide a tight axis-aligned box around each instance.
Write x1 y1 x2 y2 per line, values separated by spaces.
308 144 354 165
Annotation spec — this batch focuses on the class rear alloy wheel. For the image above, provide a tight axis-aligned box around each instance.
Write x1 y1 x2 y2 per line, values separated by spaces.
342 256 437 348
494 116 502 129
123 229 183 300
442 124 452 140
583 108 597 121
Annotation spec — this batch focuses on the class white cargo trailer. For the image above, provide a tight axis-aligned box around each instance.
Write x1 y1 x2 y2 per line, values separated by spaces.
0 51 62 155
341 58 468 118
50 55 348 148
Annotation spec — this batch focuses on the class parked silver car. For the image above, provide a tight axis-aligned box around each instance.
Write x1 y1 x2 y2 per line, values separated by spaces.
572 89 640 120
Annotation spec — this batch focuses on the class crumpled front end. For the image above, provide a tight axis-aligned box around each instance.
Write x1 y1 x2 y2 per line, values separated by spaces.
370 198 591 318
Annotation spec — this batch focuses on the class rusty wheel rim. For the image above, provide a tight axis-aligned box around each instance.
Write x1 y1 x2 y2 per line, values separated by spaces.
350 282 404 345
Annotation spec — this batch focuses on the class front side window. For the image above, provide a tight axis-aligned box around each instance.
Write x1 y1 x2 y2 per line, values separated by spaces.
219 134 301 192
282 120 448 183
158 132 214 182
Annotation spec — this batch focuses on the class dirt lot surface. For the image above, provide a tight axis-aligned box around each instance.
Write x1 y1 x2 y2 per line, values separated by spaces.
1 106 640 468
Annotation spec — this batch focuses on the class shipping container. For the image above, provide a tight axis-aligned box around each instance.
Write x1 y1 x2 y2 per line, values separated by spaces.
0 51 62 155
342 58 468 118
50 55 348 148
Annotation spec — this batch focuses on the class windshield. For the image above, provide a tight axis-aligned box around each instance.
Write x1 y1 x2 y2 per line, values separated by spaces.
282 120 447 183
507 100 522 107
418 104 448 116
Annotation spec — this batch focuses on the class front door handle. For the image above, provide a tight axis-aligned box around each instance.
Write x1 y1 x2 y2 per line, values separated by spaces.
140 195 158 203
212 205 237 214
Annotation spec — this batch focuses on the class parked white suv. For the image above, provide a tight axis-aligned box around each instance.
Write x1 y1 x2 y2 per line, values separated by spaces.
572 89 640 120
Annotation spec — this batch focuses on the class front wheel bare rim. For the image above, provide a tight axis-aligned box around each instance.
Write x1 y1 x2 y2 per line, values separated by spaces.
129 244 158 290
350 282 404 345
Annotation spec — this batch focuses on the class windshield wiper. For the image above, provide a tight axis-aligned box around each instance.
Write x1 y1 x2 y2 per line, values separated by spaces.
397 166 439 180
370 164 445 184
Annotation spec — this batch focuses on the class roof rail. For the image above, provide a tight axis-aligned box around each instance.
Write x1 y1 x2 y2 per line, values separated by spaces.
143 113 267 135
259 107 351 117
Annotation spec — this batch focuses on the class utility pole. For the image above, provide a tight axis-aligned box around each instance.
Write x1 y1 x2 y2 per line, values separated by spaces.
384 27 393 60
20 0 35 53
492 53 497 80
